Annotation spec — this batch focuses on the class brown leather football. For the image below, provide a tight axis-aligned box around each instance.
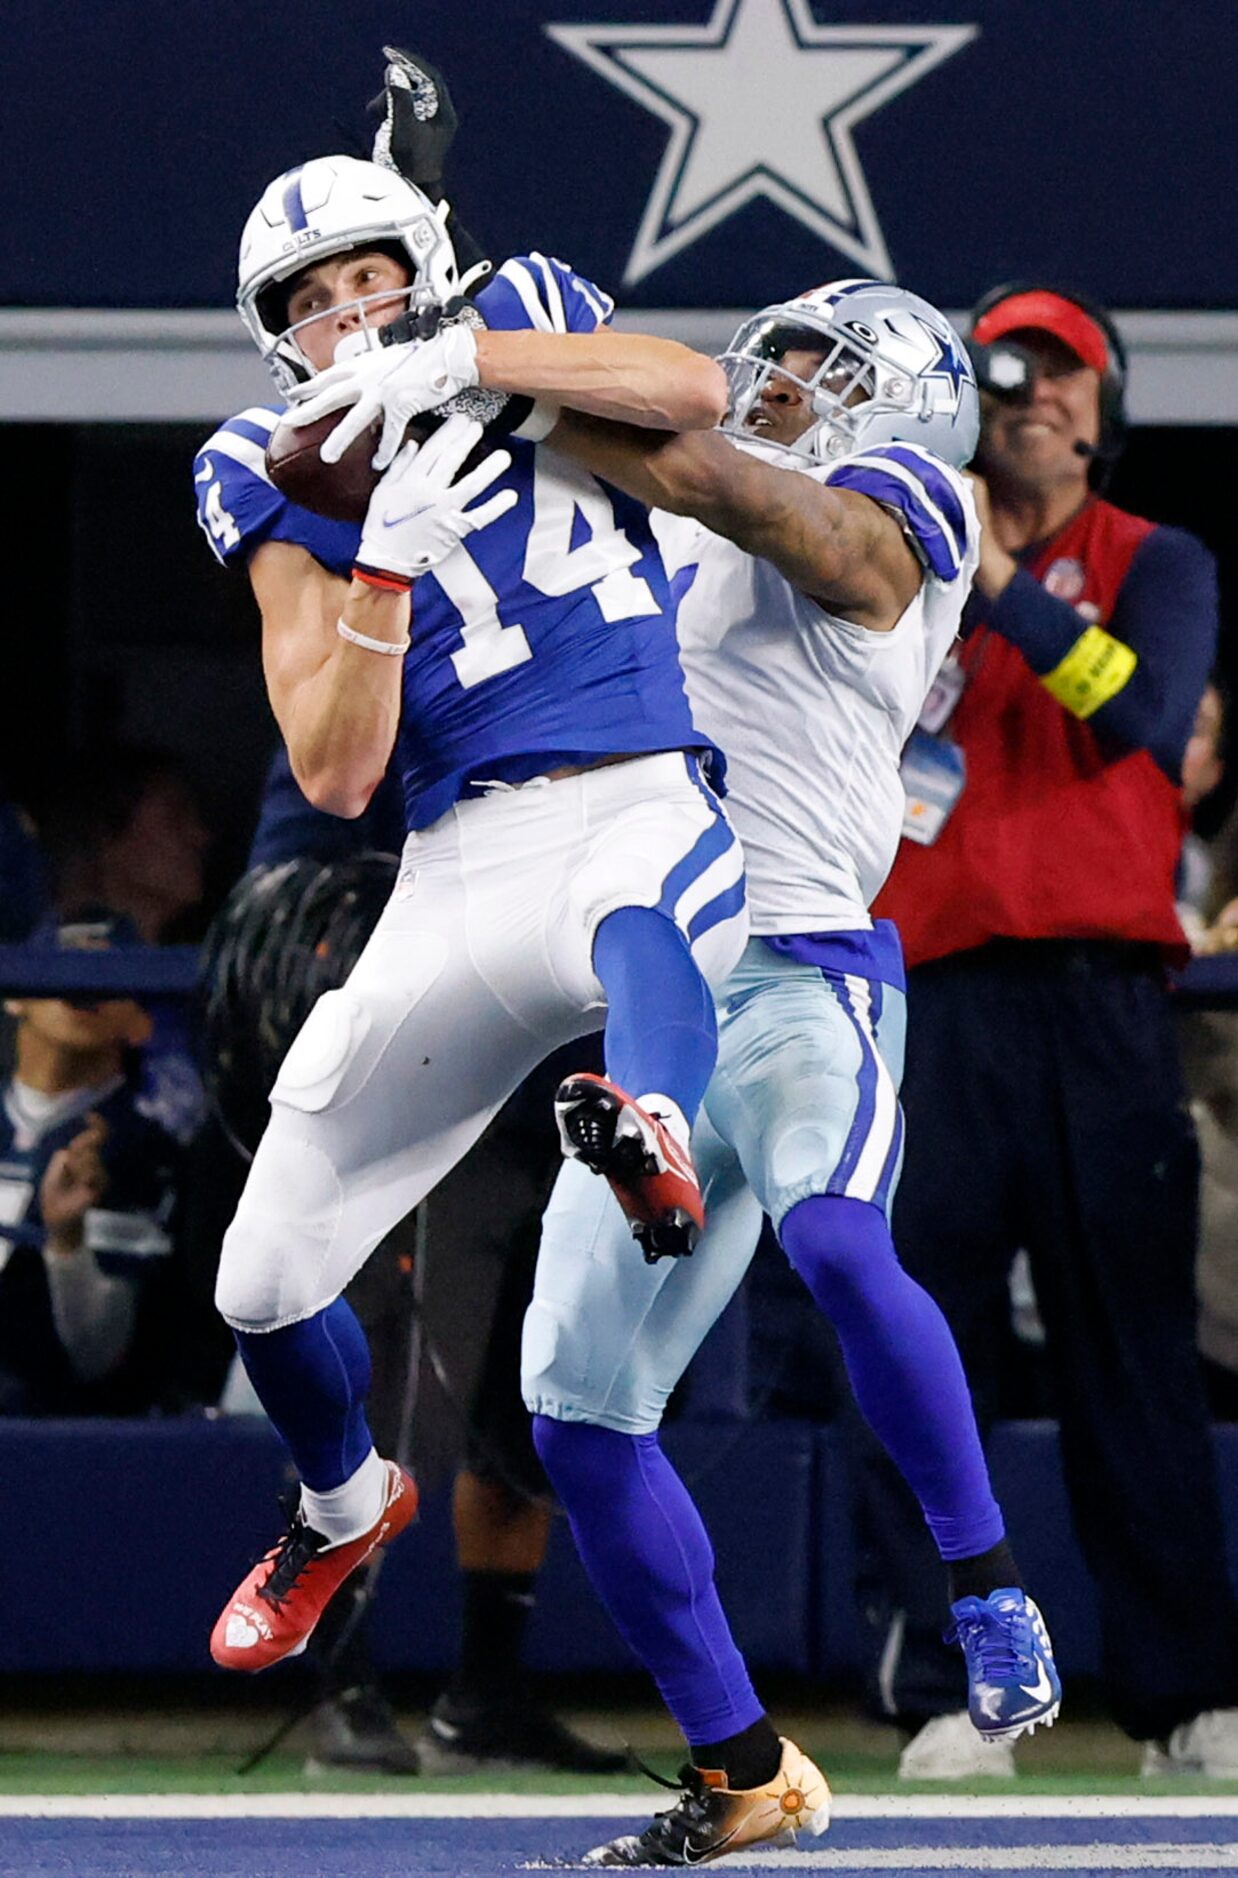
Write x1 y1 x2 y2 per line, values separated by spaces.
266 397 518 524
264 410 385 524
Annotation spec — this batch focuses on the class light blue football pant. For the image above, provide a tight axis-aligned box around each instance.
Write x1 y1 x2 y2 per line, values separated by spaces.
523 937 906 1432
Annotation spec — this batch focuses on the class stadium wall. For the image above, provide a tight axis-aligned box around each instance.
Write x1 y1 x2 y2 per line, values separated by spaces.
9 1417 1236 1680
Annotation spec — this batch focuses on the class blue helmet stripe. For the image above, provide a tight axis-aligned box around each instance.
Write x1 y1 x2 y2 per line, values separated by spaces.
281 168 309 234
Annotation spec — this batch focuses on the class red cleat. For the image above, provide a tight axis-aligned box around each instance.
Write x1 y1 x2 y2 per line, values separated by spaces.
210 1459 417 1673
555 1072 704 1262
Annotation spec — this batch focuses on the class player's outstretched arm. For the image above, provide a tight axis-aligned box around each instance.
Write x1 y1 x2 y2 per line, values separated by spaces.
472 330 727 432
553 413 919 631
249 542 406 818
292 328 728 471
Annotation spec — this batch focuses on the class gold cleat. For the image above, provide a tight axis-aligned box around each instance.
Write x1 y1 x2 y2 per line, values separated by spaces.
581 1735 831 1866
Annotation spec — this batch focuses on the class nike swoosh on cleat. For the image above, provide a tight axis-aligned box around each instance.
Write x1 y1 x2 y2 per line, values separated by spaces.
683 1827 739 1863
1019 1660 1053 1703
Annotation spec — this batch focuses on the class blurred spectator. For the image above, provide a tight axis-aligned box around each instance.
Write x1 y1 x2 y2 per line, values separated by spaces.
0 911 182 1414
1177 680 1229 944
1175 685 1238 1418
42 745 212 1147
0 800 50 941
856 285 1238 1780
1179 1003 1238 1420
43 744 210 943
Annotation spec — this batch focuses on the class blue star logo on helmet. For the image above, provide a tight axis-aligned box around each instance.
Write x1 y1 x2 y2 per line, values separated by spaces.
911 314 974 406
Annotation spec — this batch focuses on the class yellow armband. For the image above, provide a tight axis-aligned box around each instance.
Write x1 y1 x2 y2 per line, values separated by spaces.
1041 625 1138 719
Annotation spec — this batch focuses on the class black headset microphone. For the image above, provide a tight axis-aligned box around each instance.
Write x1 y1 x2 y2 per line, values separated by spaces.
968 284 1129 485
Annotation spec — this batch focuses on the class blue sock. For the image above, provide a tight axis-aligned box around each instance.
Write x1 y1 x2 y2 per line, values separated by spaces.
780 1194 1004 1560
234 1298 375 1492
592 907 716 1124
532 1416 765 1747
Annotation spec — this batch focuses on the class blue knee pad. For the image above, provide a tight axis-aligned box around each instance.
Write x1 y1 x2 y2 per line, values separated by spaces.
781 1192 900 1327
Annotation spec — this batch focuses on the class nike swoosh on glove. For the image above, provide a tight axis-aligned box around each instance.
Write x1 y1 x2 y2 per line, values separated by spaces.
353 412 515 589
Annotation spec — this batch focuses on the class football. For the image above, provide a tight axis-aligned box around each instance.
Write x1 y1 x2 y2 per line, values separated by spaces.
266 386 527 525
265 409 388 524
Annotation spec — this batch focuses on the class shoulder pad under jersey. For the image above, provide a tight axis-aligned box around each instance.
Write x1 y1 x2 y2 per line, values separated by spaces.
821 443 974 582
477 253 615 337
193 406 359 570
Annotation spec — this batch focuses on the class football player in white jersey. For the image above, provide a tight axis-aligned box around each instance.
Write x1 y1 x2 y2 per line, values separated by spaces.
294 279 1062 1864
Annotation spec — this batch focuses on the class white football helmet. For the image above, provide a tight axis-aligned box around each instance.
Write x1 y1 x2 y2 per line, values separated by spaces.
237 154 461 393
720 278 979 469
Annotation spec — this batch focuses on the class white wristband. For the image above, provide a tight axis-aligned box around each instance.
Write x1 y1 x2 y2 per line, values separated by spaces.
336 617 410 656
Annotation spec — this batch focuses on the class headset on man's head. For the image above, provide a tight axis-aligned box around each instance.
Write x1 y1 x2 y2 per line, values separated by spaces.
970 282 1128 478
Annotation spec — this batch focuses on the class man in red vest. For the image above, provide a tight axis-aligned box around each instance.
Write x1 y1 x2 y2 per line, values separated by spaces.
860 284 1238 1778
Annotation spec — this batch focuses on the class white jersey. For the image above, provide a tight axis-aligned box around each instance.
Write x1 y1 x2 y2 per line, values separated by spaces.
659 442 979 933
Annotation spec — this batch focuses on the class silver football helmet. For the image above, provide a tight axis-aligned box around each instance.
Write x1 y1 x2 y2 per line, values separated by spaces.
237 154 461 393
720 278 979 469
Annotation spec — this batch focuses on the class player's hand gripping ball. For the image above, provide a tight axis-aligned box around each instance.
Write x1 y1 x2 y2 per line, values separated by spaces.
265 409 434 524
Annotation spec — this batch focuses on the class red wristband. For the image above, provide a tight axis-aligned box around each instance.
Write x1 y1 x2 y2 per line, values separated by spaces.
352 563 412 594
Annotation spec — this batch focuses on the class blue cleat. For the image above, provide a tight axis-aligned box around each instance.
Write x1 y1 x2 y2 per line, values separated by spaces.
946 1588 1061 1742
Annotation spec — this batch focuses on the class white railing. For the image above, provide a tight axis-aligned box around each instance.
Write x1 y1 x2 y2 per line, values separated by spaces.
0 308 1235 424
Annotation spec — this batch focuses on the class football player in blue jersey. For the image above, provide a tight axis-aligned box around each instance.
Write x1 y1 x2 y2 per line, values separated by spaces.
197 153 750 1673
311 283 1062 1859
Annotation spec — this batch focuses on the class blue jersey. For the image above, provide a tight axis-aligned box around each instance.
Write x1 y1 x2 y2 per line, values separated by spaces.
0 1077 180 1411
194 254 715 833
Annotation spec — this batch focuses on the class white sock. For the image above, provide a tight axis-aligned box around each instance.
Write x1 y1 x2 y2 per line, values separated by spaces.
300 1447 387 1547
636 1092 690 1151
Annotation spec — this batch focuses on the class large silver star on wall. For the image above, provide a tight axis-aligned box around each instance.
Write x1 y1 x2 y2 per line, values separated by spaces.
547 0 977 285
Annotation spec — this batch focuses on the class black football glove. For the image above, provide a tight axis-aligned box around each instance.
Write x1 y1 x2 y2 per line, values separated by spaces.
368 45 489 282
369 46 458 198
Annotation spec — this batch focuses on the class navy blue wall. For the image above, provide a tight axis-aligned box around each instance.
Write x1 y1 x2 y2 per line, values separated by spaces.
20 1 1238 311
11 1417 1238 1680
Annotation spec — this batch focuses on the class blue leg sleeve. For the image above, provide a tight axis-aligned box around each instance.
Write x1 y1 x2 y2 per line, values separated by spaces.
234 1298 375 1492
592 906 717 1125
533 1416 764 1746
781 1193 1005 1560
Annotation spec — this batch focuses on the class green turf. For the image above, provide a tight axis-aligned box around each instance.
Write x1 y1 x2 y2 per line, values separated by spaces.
3 1749 1238 1799
4 1695 1238 1799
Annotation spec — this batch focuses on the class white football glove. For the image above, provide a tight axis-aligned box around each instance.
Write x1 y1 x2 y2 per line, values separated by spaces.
288 325 480 471
354 413 515 587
